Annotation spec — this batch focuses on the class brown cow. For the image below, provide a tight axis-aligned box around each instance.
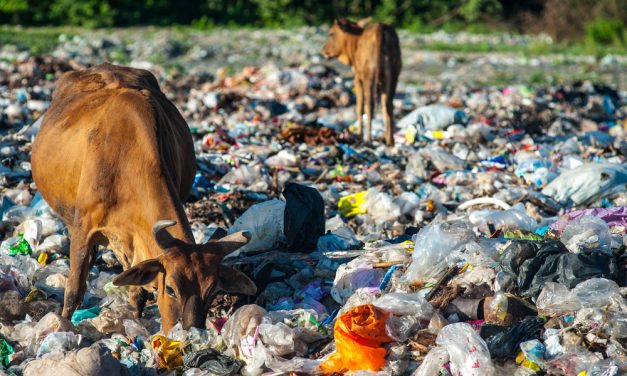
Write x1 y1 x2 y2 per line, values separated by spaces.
31 63 256 333
322 18 402 146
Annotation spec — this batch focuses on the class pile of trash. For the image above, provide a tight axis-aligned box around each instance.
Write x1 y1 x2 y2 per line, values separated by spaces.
1 32 626 376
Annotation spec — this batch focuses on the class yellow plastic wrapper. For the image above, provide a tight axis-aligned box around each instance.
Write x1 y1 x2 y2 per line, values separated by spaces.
37 253 48 266
337 191 367 218
515 351 541 372
151 335 183 369
319 304 391 374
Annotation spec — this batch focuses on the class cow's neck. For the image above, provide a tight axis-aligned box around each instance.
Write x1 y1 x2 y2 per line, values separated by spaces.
134 180 194 260
340 34 360 66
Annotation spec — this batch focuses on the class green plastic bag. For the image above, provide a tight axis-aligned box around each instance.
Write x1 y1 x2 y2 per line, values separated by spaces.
8 233 31 256
0 338 14 367
71 306 102 325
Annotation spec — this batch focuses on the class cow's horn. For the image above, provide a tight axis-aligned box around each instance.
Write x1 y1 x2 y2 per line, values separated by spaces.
204 231 251 256
152 220 177 251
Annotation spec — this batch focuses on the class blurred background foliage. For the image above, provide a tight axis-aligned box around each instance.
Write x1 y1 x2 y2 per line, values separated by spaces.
0 0 625 46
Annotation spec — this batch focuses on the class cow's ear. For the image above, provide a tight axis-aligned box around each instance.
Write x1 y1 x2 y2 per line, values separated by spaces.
217 265 257 296
113 259 164 286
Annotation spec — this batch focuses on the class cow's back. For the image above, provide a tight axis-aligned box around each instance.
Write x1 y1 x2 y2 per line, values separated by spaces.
32 63 195 224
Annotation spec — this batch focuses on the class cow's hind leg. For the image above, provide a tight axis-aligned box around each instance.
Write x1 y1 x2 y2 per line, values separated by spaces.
129 286 148 319
355 77 364 139
381 91 394 146
62 224 95 319
363 78 374 143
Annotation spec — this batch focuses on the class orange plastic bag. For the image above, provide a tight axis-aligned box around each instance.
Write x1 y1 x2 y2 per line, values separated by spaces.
319 304 391 374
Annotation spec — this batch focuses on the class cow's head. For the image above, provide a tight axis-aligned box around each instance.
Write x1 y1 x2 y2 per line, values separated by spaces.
322 19 363 62
112 220 256 333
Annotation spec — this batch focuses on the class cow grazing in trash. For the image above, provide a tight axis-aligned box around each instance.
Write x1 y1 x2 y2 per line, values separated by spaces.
322 18 401 146
31 63 256 333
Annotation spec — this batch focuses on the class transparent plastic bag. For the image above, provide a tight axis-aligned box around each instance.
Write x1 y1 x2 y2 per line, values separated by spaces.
37 331 79 357
373 292 434 319
561 216 612 255
536 278 623 316
412 346 449 376
405 219 474 284
258 322 297 356
436 323 495 376
468 203 536 232
365 188 400 223
221 305 268 355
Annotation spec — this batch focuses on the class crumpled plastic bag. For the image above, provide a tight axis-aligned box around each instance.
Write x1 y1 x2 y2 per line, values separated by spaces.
560 215 612 255
551 206 627 233
536 278 624 316
365 188 401 223
436 323 495 376
221 304 268 356
469 203 537 232
183 348 244 376
405 219 474 284
319 304 391 374
151 335 183 369
398 105 468 132
227 199 286 257
413 346 449 376
338 191 367 218
542 163 627 206
23 343 123 376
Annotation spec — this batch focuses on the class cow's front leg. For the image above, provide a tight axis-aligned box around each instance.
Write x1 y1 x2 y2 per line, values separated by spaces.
129 286 148 319
62 226 93 318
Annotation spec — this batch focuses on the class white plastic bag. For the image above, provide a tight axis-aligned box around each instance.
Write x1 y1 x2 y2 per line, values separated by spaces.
227 199 286 257
436 323 495 376
412 346 449 376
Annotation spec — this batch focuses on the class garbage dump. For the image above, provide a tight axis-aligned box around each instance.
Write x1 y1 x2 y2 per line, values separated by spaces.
1 29 626 376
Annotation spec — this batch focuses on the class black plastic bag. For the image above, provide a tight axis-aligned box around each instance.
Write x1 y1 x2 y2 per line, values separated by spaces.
516 240 618 298
183 348 244 376
283 182 325 252
483 317 545 359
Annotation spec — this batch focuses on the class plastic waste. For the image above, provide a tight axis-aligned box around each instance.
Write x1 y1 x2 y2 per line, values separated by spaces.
227 199 286 257
399 105 468 133
365 188 401 223
436 323 495 376
484 317 545 359
469 203 537 232
536 278 623 316
71 306 102 325
23 343 123 376
183 348 244 376
516 240 618 298
561 215 612 255
319 304 391 374
0 338 14 367
405 219 474 284
37 331 79 357
283 183 325 252
412 346 449 376
542 163 627 206
151 335 183 369
337 191 367 218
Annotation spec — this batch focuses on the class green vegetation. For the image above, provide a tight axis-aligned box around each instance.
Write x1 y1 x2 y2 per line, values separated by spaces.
1 0 625 56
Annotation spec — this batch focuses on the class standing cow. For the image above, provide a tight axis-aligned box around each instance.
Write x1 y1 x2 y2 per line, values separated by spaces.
322 18 402 146
32 63 256 333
